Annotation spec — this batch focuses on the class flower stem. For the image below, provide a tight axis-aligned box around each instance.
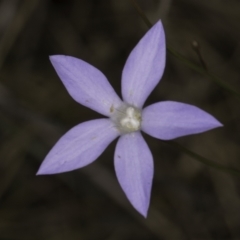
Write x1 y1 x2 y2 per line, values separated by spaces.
192 40 208 71
162 141 240 177
130 0 152 28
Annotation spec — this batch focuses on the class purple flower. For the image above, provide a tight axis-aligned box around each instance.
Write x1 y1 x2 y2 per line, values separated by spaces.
37 21 222 217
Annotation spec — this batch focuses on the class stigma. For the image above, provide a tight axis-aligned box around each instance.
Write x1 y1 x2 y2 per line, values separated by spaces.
111 104 142 134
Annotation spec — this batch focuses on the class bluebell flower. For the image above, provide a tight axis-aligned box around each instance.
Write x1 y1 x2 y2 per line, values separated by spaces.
37 21 222 217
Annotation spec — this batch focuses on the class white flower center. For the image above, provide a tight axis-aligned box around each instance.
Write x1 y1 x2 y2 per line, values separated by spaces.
120 107 141 130
111 104 141 134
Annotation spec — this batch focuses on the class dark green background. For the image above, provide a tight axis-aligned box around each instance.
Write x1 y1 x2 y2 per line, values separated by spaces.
0 0 239 239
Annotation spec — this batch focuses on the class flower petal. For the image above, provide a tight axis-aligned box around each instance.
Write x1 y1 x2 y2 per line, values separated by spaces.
114 132 153 217
37 119 119 174
121 20 166 108
142 101 223 140
50 55 122 116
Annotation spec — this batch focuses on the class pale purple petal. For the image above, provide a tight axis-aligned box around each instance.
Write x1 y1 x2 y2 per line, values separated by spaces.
50 55 122 116
121 20 166 108
114 132 153 217
37 119 119 175
142 101 223 140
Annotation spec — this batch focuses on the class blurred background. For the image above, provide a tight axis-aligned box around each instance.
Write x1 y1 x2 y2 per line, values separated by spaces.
0 0 240 239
